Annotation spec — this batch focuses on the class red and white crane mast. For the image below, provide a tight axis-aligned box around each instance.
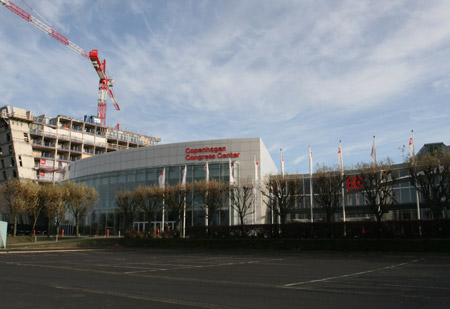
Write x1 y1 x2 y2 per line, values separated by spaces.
1 0 120 126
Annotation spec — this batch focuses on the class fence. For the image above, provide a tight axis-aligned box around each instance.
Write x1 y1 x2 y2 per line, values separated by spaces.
186 219 450 239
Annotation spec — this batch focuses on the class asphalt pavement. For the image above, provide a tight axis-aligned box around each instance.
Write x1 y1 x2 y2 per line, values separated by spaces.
1 248 449 308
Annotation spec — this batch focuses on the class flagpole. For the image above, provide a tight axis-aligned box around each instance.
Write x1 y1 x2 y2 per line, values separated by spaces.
280 149 286 227
191 166 194 227
253 180 256 225
338 141 346 220
371 136 376 167
253 154 256 225
182 195 186 237
410 130 422 236
339 141 346 237
162 200 165 232
228 158 233 227
205 161 209 227
411 130 421 220
309 145 314 223
159 167 166 233
182 165 187 238
228 189 232 226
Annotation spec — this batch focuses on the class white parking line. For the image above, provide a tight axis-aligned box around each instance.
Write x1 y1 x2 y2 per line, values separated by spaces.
124 260 260 274
52 285 228 308
0 249 98 254
283 258 424 288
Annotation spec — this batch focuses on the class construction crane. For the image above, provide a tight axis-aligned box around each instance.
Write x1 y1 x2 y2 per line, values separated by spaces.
1 0 120 126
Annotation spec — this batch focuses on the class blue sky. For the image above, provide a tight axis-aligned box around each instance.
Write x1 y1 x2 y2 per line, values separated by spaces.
1 0 450 173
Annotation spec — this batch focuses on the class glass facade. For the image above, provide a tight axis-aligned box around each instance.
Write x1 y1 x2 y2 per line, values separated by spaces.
286 164 425 222
74 160 437 235
74 162 232 235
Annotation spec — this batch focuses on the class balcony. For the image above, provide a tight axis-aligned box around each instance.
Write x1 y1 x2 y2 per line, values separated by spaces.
33 142 56 150
40 154 55 159
70 148 82 153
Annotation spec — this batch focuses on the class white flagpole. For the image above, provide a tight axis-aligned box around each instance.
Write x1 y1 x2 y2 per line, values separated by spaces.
254 154 259 224
159 168 166 232
229 158 233 226
205 161 209 227
182 165 187 238
371 136 377 167
205 161 209 183
309 145 313 223
339 141 346 223
411 130 422 230
409 130 415 158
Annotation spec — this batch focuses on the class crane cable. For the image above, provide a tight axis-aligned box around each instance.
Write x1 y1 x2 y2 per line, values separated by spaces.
20 0 53 28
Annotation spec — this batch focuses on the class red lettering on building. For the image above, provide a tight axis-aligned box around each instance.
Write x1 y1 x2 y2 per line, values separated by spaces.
185 146 227 154
184 146 240 161
346 176 364 190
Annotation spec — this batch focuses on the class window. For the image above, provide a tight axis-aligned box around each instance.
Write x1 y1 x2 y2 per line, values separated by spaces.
9 145 13 154
6 133 11 141
13 170 17 178
18 155 23 167
1 159 4 168
10 157 15 167
3 171 6 180
23 133 28 143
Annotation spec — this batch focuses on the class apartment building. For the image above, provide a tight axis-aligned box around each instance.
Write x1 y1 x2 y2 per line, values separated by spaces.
0 105 160 183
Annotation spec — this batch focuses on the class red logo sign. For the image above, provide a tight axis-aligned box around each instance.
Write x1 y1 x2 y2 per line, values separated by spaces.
346 176 363 190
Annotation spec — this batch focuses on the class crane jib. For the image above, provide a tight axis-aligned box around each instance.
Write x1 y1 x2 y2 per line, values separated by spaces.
49 28 69 45
3 1 32 22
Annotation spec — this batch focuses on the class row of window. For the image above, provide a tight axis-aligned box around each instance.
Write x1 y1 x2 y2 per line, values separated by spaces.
73 163 420 213
75 163 232 211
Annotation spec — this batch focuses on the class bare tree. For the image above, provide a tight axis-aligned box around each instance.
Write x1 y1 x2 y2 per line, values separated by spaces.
195 180 229 226
43 183 69 237
313 165 343 222
133 185 164 234
407 151 450 219
115 188 138 232
23 181 41 233
230 180 254 227
165 183 193 232
262 175 302 224
0 179 28 236
356 158 396 223
65 182 99 237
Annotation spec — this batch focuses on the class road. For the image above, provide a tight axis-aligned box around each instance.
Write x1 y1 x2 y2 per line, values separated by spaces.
0 248 449 308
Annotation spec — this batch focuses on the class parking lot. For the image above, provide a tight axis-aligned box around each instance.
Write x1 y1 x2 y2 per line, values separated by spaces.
1 248 449 308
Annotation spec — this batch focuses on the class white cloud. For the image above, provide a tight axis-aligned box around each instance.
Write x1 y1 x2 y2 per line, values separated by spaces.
2 0 450 173
293 155 307 165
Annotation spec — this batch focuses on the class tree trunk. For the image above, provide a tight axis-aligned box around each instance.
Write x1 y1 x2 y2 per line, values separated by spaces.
326 211 333 222
47 220 51 238
431 204 442 219
13 214 18 237
147 212 152 236
75 214 80 237
32 216 38 235
208 209 214 226
239 214 246 237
